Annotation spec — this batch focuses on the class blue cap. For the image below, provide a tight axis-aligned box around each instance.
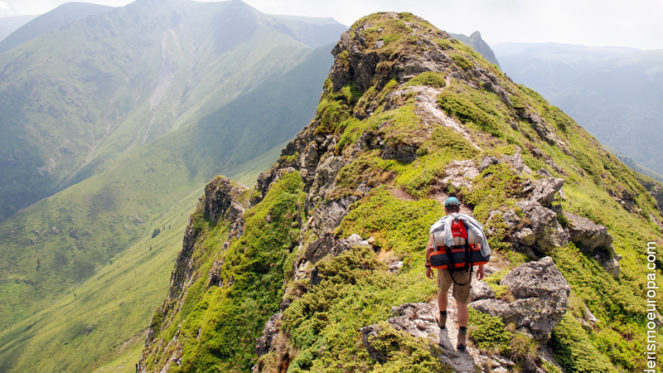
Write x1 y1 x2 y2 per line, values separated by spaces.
444 196 460 207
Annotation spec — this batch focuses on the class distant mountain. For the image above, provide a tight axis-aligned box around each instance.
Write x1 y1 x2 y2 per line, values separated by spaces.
0 0 344 371
0 0 343 221
494 42 663 175
0 2 113 53
0 15 36 42
451 31 500 67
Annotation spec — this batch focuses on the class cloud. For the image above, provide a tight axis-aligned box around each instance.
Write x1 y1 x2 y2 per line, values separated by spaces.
0 1 16 17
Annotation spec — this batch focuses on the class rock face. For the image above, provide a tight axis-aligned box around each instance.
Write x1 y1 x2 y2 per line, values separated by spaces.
525 177 564 207
470 257 570 341
564 212 620 277
516 200 569 254
565 212 612 252
256 313 282 357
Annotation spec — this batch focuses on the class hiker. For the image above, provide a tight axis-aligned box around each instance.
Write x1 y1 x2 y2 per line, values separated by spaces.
425 196 491 351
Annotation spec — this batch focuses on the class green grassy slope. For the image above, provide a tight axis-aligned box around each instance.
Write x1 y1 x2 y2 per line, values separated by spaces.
0 0 344 221
0 142 291 373
143 12 663 372
0 38 333 332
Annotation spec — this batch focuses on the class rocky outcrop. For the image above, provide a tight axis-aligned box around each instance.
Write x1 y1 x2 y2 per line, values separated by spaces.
470 257 570 341
256 313 282 357
516 200 569 254
470 280 496 302
524 177 564 207
169 177 247 300
442 160 480 191
565 212 620 277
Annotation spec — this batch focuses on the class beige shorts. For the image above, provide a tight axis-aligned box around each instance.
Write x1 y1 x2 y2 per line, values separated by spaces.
437 268 472 303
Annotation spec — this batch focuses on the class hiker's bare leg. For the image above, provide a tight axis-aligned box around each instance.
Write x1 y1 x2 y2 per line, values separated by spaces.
456 299 468 327
438 289 448 311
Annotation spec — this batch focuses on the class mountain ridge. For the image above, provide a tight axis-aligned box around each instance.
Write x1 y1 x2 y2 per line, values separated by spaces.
0 2 113 53
139 11 662 372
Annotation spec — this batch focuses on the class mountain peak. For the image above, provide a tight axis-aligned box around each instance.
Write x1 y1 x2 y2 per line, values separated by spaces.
329 12 500 96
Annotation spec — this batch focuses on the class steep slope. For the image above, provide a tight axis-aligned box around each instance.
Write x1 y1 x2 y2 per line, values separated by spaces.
0 15 36 41
0 34 334 344
451 31 500 67
0 0 344 221
141 12 662 372
494 42 663 176
0 2 113 53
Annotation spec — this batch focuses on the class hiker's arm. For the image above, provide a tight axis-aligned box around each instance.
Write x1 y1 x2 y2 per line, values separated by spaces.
476 243 485 280
425 234 434 279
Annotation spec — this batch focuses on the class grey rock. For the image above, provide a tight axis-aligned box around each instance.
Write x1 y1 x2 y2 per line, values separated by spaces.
470 280 495 301
305 233 336 264
536 168 552 177
310 155 345 198
388 260 403 273
564 212 620 277
516 200 569 253
308 197 356 236
256 312 282 356
564 212 613 253
479 155 498 171
502 209 520 228
516 228 536 246
202 176 246 225
527 178 564 207
442 160 480 191
601 257 621 279
345 233 365 246
471 257 569 341
500 146 532 174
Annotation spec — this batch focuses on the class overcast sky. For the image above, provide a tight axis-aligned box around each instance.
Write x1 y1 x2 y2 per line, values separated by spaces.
1 0 662 50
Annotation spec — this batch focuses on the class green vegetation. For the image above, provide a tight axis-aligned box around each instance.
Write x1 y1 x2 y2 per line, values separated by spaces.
282 246 439 371
468 308 511 353
144 172 306 372
364 323 449 372
338 188 443 253
0 189 197 373
437 89 502 136
405 71 447 88
550 313 617 372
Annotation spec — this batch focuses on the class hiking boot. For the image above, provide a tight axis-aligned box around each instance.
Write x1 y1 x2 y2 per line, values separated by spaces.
457 326 467 351
436 310 447 329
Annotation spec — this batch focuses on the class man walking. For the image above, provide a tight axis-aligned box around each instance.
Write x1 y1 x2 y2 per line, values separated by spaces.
425 196 489 351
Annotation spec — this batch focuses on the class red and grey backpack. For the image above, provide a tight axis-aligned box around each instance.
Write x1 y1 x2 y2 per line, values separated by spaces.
429 217 490 285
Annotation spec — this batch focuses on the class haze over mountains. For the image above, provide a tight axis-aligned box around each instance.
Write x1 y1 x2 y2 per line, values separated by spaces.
494 43 663 177
0 0 344 371
0 15 35 41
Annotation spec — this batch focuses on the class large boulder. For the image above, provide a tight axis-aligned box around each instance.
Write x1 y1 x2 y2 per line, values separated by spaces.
564 212 620 277
564 212 613 253
470 257 570 341
516 200 569 254
524 177 564 207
